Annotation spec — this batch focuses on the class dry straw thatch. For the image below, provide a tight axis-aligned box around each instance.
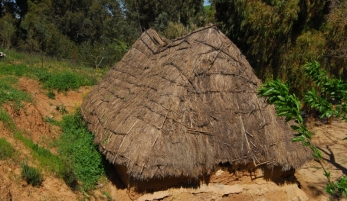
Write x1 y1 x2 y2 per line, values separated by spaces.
81 25 311 181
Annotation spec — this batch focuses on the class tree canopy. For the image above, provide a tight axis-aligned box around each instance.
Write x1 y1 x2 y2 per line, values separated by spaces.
213 0 347 96
0 0 208 67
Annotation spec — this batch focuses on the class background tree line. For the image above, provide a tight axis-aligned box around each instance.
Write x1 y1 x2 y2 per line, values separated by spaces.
213 0 347 97
0 0 205 68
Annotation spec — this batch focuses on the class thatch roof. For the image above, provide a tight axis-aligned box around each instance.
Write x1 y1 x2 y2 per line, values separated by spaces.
81 25 311 180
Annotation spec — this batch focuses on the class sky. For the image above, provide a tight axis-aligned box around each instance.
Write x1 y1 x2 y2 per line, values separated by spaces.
204 0 211 6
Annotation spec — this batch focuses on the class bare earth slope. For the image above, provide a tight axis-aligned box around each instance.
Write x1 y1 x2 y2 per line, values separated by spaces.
1 77 346 200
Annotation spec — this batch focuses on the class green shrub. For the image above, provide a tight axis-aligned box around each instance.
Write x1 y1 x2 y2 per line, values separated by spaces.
58 112 104 191
33 68 51 83
0 138 15 160
21 162 43 187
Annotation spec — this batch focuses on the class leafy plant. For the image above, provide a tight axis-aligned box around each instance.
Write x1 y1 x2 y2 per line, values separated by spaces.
259 61 347 199
0 138 15 160
303 61 347 120
21 162 44 187
258 80 315 151
58 111 104 191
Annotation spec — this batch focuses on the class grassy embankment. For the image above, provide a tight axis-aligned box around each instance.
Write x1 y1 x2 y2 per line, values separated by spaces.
0 49 109 192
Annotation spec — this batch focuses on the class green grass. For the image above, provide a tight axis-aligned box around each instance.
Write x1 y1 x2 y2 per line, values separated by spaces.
36 70 97 92
0 49 104 92
0 106 76 188
0 48 107 192
0 108 80 190
0 76 32 108
21 162 44 187
0 138 15 160
0 63 32 77
14 131 63 171
44 117 61 126
0 107 17 132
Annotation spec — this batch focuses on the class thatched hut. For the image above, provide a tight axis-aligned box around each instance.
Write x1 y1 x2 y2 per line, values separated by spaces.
81 25 311 189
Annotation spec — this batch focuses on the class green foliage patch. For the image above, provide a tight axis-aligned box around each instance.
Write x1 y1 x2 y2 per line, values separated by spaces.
0 64 32 76
21 162 44 187
58 112 104 191
0 138 15 160
34 69 96 92
1 51 100 93
43 71 87 91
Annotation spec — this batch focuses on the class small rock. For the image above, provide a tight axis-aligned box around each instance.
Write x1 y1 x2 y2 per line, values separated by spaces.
215 169 224 176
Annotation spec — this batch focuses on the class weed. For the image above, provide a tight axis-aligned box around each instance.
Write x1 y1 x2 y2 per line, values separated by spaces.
47 90 55 99
56 104 68 115
44 116 60 126
21 162 43 187
0 138 15 160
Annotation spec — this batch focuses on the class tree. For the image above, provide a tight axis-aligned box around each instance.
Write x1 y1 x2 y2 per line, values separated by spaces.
214 0 331 96
0 1 4 17
51 0 95 44
325 0 347 79
3 0 28 22
120 0 205 32
0 14 16 49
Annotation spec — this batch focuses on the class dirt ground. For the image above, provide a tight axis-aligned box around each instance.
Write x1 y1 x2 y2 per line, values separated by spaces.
0 77 347 201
